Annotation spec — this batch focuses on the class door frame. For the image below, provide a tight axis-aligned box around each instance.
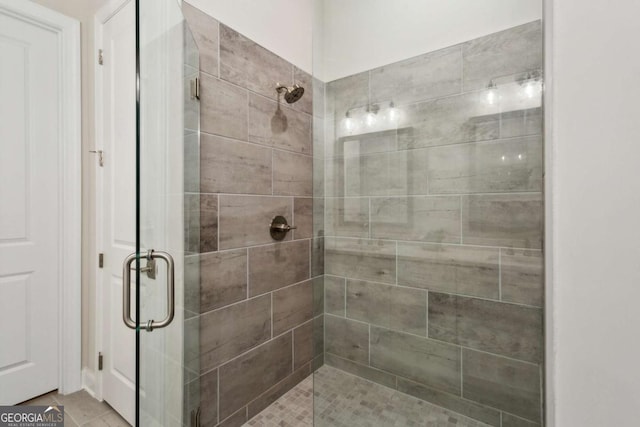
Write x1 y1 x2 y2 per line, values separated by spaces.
0 0 82 395
92 0 134 402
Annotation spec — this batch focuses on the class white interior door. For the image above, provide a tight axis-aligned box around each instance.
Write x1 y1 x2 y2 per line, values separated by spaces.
0 6 61 405
97 0 136 423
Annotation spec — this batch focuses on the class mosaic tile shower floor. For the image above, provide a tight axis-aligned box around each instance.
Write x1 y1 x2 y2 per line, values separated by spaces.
245 366 491 427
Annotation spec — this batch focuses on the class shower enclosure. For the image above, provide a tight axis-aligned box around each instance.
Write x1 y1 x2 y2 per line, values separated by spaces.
129 1 544 426
312 5 544 425
130 0 200 425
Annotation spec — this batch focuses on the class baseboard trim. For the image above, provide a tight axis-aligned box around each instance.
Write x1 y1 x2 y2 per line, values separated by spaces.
81 368 99 400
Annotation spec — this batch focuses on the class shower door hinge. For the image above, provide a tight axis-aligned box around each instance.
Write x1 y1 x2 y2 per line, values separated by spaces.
98 49 103 65
98 352 103 371
98 253 104 268
190 407 201 427
190 78 200 100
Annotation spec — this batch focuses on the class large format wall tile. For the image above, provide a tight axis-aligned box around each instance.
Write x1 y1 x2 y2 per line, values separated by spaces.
326 71 369 120
346 280 426 335
184 194 201 254
246 363 311 419
502 413 541 427
429 292 543 363
397 91 499 149
184 132 199 193
324 275 346 316
200 249 247 313
199 194 218 253
311 237 324 277
313 315 324 361
397 378 501 427
370 327 461 394
370 45 462 106
336 130 397 158
248 94 312 155
218 195 292 249
218 409 247 427
200 73 248 141
462 193 543 248
370 196 461 243
199 368 218 426
273 280 313 335
324 315 369 364
500 108 543 139
219 24 292 99
248 240 310 296
200 295 271 372
200 134 272 195
427 136 543 194
293 321 313 369
463 21 543 91
397 242 499 299
293 198 313 239
501 249 544 307
336 150 429 197
462 349 541 422
182 2 219 77
325 237 396 284
218 333 293 420
325 353 397 389
324 197 369 238
312 277 324 317
273 150 313 196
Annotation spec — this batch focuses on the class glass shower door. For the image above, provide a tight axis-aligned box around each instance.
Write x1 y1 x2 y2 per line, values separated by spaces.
125 0 200 425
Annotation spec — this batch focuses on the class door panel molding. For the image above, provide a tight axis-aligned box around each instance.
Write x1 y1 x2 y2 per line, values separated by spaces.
0 0 82 397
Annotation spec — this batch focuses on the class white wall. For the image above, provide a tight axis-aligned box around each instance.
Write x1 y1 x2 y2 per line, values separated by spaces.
319 0 541 81
185 0 313 73
545 0 640 425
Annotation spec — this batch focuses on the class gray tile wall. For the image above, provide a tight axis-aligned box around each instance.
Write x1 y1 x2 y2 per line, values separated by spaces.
322 21 544 426
183 4 319 426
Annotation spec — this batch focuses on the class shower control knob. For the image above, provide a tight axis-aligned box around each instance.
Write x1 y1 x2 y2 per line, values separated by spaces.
270 216 296 240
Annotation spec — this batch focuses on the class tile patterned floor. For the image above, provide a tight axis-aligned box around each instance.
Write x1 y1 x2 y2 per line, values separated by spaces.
19 366 491 427
246 366 492 427
20 390 130 427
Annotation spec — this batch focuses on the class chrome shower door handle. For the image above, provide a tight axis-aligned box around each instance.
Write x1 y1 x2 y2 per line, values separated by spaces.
122 250 175 332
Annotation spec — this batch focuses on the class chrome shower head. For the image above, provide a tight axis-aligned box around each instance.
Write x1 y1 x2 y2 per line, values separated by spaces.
276 83 305 104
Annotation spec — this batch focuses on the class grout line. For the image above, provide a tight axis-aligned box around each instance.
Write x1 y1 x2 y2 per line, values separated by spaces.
425 291 429 338
499 248 503 300
459 195 464 244
325 315 542 367
459 44 465 94
343 277 347 316
200 128 313 156
368 197 372 240
395 240 398 285
200 328 300 378
291 196 295 239
320 234 542 254
368 323 371 365
460 347 464 397
319 190 543 199
246 247 250 299
291 329 295 371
